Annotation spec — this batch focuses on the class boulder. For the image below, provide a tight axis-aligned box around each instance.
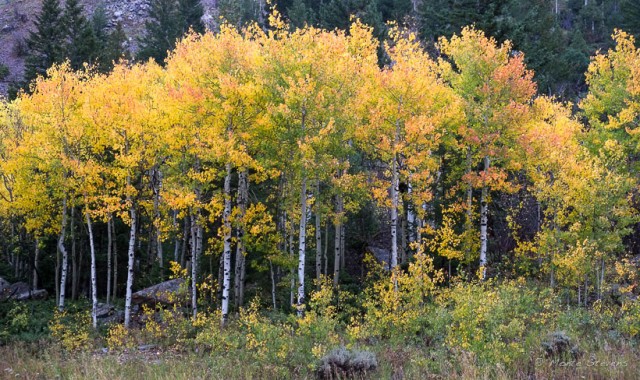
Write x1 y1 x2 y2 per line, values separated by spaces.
366 246 392 270
132 278 188 306
95 303 124 325
12 288 47 301
0 280 48 301
95 303 115 318
0 276 9 294
1 281 28 300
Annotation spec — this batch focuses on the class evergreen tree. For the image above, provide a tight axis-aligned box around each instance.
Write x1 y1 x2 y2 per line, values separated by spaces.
24 0 65 84
137 0 177 64
63 0 97 70
319 0 385 37
177 0 205 34
287 0 315 29
218 0 247 28
137 0 204 65
621 0 640 37
100 23 130 73
91 4 129 72
91 2 109 45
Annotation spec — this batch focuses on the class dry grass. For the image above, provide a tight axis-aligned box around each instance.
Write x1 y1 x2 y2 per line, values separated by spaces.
1 339 637 380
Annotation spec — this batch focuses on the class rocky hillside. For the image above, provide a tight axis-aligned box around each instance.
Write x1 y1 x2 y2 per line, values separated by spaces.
0 0 216 94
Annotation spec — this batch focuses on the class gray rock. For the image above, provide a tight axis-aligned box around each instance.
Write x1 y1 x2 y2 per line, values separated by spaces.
98 310 124 325
367 246 392 270
0 277 9 294
132 278 189 306
95 303 115 318
13 288 47 301
2 281 29 299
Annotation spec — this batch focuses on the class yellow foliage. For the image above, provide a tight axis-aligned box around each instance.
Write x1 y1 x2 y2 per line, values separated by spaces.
49 309 92 352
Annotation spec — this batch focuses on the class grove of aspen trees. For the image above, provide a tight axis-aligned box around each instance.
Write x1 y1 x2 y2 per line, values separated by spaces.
1 8 640 380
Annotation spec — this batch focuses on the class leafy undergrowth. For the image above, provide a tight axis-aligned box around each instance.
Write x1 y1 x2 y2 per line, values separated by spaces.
1 269 639 379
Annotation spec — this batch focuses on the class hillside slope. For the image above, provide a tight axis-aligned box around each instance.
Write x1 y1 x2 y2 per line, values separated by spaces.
0 0 215 94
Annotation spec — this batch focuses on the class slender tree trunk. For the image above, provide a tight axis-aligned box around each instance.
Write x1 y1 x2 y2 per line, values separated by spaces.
400 213 407 264
55 243 60 305
584 275 588 307
333 194 343 286
33 238 39 289
221 162 232 325
550 255 555 289
315 180 322 284
297 176 308 316
217 254 224 304
323 222 328 276
124 189 137 328
71 207 78 301
269 258 277 310
340 224 345 270
407 181 416 251
600 258 605 300
191 209 202 319
465 147 473 261
79 242 85 299
289 217 295 308
257 0 266 27
391 154 399 269
479 156 490 280
181 216 189 268
578 284 582 306
191 221 197 316
86 211 98 329
58 197 69 311
106 216 112 306
112 218 118 302
234 170 248 308
152 166 164 274
173 211 180 263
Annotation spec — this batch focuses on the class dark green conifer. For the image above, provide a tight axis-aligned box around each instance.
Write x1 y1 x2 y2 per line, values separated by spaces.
24 0 65 84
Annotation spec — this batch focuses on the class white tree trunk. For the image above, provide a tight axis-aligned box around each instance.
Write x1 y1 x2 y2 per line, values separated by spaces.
340 224 345 270
58 198 69 311
152 166 163 272
289 218 295 307
297 176 308 316
221 162 232 325
86 211 98 329
181 216 189 268
333 194 343 286
465 147 473 261
106 216 112 306
234 170 248 308
269 258 277 309
33 239 39 290
55 244 60 303
407 180 416 250
71 207 78 301
124 193 137 328
112 218 118 304
390 155 399 269
323 223 328 276
315 180 322 284
190 210 202 319
173 210 180 263
479 156 490 280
